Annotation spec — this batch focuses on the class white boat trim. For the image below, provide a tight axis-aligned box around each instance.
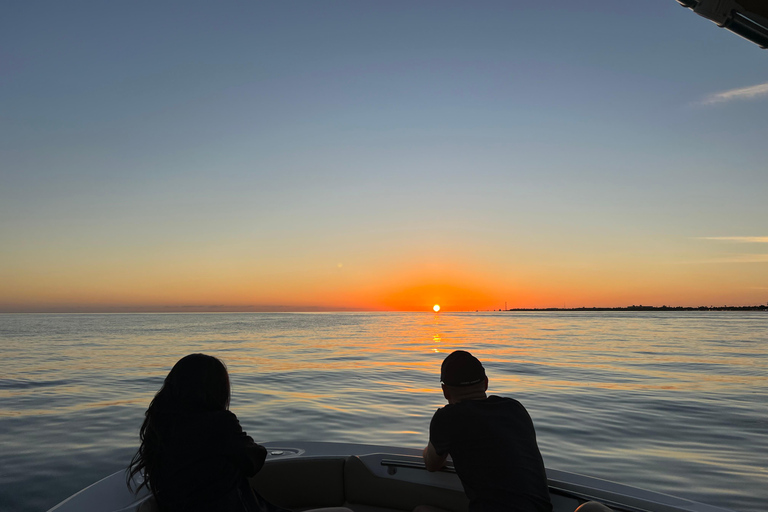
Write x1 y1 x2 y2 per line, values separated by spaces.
47 441 737 512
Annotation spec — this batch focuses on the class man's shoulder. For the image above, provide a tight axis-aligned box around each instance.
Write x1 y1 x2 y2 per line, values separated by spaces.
487 395 524 407
463 395 524 407
487 395 532 416
435 395 525 416
431 401 464 426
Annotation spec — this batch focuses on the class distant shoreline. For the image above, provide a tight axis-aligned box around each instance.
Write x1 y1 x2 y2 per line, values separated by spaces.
505 305 768 312
2 305 767 314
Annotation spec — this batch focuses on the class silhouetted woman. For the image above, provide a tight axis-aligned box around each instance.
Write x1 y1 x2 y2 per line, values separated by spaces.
127 354 279 512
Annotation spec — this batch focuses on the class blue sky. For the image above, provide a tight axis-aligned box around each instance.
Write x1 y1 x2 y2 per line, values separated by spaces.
1 1 767 311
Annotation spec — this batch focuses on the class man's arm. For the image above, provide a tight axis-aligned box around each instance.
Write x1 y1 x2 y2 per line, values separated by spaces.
422 441 448 472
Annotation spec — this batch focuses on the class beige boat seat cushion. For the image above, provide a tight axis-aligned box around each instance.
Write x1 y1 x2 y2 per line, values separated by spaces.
251 456 467 512
343 456 467 512
251 457 346 509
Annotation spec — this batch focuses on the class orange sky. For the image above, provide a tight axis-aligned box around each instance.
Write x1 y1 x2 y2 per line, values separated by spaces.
2 3 767 313
2 243 766 312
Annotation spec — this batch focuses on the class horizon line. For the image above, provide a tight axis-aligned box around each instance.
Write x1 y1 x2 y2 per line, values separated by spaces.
2 303 767 314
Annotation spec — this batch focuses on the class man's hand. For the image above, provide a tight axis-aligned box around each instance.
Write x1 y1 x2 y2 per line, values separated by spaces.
422 442 448 472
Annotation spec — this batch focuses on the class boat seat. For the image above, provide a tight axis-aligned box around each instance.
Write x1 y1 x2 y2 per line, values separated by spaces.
251 457 347 509
252 455 469 512
343 456 468 512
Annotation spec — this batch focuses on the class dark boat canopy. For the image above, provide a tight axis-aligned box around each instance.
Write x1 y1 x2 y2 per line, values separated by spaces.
678 0 768 48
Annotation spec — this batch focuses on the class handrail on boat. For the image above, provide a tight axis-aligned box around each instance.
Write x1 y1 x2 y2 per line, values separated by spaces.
379 459 648 512
380 458 456 473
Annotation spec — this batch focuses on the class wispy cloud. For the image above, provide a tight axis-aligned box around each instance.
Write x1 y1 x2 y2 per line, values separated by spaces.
684 237 768 264
709 254 768 263
699 236 768 243
701 82 768 105
676 254 768 264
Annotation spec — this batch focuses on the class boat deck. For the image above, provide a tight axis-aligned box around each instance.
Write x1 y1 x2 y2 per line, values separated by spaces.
251 452 583 512
48 442 736 512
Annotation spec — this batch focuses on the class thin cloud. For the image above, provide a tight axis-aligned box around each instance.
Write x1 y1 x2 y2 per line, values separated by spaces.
693 237 768 263
674 254 768 264
711 254 768 263
699 236 768 243
701 82 768 105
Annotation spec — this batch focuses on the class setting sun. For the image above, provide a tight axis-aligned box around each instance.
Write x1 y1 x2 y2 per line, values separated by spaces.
433 304 440 312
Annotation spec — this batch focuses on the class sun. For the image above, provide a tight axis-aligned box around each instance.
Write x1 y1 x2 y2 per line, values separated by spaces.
433 304 441 313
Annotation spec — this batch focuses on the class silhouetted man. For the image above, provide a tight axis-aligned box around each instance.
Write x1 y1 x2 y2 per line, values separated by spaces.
422 350 553 512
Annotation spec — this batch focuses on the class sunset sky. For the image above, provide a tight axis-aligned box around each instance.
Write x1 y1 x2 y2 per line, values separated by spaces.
2 1 767 313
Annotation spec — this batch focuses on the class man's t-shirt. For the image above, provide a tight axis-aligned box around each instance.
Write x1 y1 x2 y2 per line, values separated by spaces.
429 395 553 512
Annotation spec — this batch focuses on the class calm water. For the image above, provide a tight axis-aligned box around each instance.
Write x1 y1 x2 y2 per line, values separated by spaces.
0 312 766 512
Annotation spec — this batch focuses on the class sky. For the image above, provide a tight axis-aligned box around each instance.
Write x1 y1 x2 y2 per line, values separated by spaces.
1 1 767 313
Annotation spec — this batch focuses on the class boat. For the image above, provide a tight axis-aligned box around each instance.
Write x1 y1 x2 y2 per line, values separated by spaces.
47 441 736 512
677 0 768 48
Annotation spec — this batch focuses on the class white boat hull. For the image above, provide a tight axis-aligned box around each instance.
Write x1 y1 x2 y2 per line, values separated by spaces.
47 441 736 512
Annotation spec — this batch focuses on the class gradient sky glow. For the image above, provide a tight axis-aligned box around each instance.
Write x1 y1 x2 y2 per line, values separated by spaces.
2 1 767 312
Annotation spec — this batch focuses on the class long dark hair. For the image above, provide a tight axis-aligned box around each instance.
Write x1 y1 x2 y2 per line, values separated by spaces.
127 354 231 493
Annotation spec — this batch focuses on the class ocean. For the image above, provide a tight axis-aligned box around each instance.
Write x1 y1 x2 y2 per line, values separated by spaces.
0 312 766 512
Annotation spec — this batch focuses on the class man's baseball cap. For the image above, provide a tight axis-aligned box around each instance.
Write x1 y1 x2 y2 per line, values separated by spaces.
440 350 486 387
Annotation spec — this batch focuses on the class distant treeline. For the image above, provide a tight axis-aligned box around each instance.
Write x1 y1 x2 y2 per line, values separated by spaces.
507 305 768 312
